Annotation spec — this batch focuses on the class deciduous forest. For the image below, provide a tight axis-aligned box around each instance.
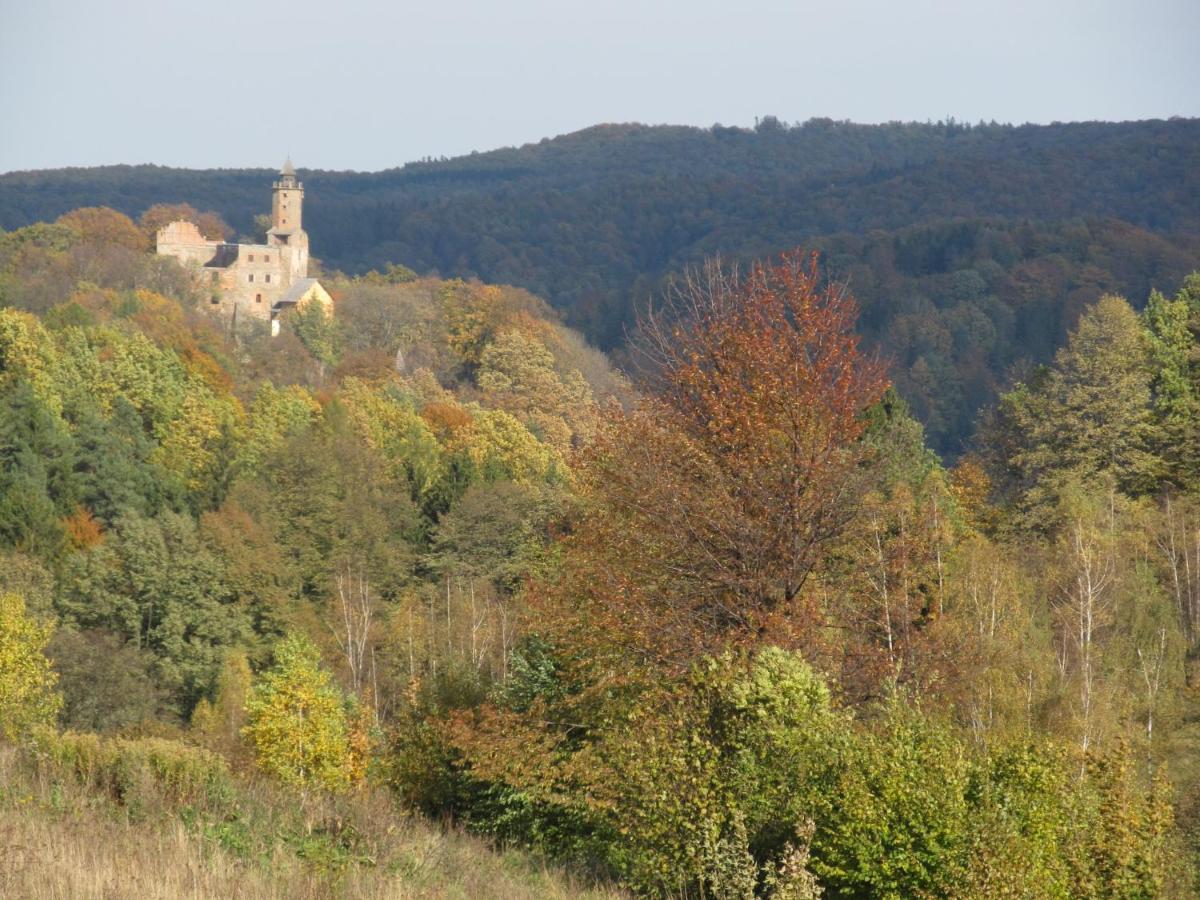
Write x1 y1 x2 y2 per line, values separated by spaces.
2 128 1200 897
3 118 1199 455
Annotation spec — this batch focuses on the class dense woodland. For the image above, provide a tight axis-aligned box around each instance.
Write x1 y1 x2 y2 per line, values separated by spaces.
2 179 1200 896
3 118 1199 455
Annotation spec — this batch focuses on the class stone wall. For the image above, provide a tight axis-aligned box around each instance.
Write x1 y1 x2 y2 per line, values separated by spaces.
155 221 219 267
160 226 297 323
156 165 318 329
211 244 293 322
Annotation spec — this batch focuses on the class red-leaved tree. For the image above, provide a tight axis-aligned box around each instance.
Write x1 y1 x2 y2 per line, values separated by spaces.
549 251 889 668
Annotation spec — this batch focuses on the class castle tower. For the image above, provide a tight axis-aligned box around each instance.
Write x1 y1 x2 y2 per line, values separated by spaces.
271 158 303 232
156 159 328 336
267 158 309 284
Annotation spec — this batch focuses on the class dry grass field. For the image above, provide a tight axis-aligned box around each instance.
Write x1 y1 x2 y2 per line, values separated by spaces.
0 743 623 900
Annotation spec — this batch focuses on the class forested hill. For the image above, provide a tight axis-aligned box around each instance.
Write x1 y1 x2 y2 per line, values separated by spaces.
4 184 1200 896
3 117 1200 453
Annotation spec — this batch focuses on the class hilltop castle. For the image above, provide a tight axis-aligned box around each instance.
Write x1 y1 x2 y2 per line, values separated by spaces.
156 160 331 335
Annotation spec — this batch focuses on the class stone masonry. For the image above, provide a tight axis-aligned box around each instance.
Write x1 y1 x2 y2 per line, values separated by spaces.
156 160 331 334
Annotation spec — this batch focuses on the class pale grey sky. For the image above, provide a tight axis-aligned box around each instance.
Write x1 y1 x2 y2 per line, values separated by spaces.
1 0 1197 173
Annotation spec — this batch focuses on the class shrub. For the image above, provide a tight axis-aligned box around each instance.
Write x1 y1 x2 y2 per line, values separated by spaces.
26 726 234 816
807 698 971 899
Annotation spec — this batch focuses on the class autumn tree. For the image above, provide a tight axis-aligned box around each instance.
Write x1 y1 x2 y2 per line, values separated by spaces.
554 251 888 667
138 203 232 243
243 633 356 793
192 649 252 762
476 327 595 451
55 207 146 252
0 592 61 737
235 382 322 479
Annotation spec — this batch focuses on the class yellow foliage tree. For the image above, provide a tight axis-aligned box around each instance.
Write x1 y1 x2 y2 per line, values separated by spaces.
0 592 62 738
0 309 60 412
56 207 146 251
243 633 355 793
338 377 445 497
152 386 244 495
477 328 596 451
465 407 564 483
192 650 252 763
442 280 503 366
237 382 322 476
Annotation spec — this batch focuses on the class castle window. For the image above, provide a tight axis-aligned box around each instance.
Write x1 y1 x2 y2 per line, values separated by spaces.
264 254 270 262
265 274 271 283
210 272 219 284
248 253 254 262
248 274 254 282
256 294 262 304
210 297 219 305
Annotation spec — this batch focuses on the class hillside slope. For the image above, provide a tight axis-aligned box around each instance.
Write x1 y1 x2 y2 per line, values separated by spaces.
3 118 1199 452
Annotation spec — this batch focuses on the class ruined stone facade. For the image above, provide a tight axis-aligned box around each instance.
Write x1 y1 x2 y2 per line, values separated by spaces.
156 160 331 334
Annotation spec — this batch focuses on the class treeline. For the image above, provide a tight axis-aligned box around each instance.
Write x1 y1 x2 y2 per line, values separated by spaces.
2 119 1199 452
2 208 1200 895
816 217 1200 454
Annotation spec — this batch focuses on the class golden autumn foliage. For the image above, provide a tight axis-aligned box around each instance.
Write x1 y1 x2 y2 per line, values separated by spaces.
465 407 565 484
151 388 243 495
420 400 475 442
337 376 445 497
949 455 994 533
55 207 146 252
243 633 358 794
0 593 62 738
237 382 323 476
477 327 596 451
0 309 61 411
442 281 506 367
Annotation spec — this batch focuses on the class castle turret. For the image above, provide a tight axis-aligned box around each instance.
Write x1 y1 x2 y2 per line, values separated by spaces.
271 158 303 232
268 158 309 283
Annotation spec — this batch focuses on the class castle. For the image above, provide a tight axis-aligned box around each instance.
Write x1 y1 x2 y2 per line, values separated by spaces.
156 160 332 335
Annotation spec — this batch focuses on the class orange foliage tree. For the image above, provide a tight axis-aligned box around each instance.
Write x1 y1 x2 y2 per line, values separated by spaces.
139 203 232 242
549 251 889 669
56 207 146 252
